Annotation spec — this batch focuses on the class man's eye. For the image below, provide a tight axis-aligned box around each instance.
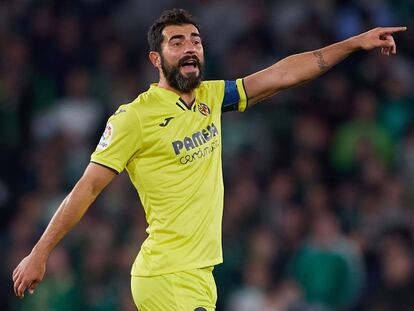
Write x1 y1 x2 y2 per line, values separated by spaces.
172 41 182 46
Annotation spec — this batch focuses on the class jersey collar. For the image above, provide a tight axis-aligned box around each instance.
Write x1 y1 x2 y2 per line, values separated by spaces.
149 83 198 110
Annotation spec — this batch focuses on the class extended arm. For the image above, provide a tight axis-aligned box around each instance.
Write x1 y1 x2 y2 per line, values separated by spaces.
244 27 407 106
12 162 116 298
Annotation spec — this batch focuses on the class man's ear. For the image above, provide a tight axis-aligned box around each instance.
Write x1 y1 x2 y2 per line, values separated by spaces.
149 51 161 68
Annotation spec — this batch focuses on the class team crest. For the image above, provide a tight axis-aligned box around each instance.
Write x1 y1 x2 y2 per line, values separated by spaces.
198 102 210 116
97 123 113 150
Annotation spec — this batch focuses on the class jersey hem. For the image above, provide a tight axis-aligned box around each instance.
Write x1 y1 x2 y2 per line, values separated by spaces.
130 258 223 277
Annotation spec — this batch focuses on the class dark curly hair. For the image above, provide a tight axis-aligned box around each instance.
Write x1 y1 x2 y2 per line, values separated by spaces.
148 8 200 53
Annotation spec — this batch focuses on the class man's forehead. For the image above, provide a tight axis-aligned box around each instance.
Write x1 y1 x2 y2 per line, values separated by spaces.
162 24 200 39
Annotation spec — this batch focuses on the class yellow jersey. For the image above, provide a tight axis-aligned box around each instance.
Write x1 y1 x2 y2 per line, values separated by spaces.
91 79 247 276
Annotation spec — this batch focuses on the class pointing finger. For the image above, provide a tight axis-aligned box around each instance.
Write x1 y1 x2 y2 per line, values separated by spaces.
379 26 407 34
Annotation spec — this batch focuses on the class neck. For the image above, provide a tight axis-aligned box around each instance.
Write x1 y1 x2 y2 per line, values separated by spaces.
158 78 196 107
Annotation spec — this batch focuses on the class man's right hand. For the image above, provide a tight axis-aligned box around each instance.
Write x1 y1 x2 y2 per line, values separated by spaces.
351 26 407 55
11 163 117 299
13 252 46 298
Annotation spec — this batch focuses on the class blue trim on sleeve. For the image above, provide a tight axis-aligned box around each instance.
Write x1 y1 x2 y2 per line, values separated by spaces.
222 80 240 113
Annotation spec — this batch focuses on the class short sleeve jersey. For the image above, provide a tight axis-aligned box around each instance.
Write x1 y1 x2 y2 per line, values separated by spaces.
91 79 247 276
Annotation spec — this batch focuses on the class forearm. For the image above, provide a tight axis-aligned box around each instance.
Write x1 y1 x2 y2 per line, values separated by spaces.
277 38 358 85
244 37 359 105
244 26 406 105
31 179 99 260
12 163 115 298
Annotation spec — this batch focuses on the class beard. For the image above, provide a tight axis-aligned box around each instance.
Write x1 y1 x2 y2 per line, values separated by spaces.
160 54 204 93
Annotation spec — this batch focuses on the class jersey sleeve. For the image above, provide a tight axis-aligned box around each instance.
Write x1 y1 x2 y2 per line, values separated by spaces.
221 78 248 113
90 105 142 173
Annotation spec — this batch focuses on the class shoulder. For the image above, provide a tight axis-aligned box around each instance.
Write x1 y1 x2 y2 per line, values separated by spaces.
112 87 157 117
197 80 226 100
107 92 153 130
199 80 225 91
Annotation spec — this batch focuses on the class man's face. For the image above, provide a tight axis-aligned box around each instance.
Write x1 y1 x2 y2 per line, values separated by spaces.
159 24 204 93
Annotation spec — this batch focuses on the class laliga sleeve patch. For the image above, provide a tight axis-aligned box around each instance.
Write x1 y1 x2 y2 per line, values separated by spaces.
97 123 114 150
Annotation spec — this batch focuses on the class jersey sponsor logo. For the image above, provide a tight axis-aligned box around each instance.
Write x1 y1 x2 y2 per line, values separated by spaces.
97 123 113 150
172 122 220 165
198 102 210 116
179 139 220 165
172 122 219 155
159 117 174 127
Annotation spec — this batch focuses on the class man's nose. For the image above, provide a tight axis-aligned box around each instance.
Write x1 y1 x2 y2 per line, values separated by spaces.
183 41 196 54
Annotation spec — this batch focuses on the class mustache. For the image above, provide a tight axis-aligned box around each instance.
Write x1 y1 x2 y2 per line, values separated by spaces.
178 55 201 67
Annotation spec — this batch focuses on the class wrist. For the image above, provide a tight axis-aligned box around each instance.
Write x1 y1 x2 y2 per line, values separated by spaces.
31 244 50 261
345 36 361 52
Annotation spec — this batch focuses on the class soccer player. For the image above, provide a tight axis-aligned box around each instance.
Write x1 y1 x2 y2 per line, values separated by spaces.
13 8 406 311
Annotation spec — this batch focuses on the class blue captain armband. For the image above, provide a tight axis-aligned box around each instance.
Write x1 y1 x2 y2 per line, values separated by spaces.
222 79 248 113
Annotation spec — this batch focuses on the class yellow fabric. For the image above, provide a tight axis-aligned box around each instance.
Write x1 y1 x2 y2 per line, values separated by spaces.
91 79 246 277
130 267 216 311
236 78 248 112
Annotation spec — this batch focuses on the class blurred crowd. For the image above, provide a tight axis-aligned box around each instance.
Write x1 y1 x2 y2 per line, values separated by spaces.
1 0 414 310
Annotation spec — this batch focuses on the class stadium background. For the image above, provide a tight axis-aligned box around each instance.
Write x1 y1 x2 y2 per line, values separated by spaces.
1 0 414 310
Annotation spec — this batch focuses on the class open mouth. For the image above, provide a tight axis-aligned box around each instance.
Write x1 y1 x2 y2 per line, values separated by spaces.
180 58 199 72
